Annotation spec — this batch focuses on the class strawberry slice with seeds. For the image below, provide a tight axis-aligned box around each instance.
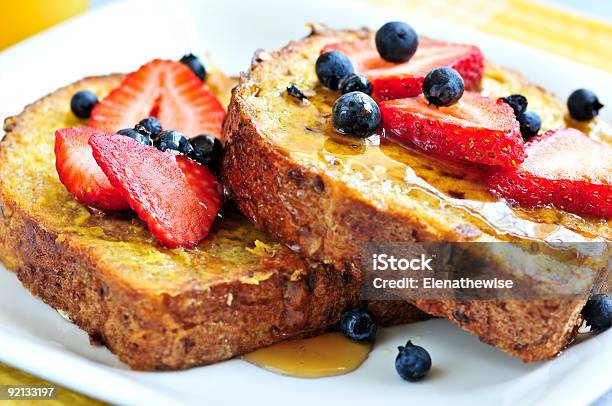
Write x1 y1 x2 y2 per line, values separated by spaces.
323 39 484 101
157 60 226 138
487 128 612 218
89 133 221 248
89 61 163 133
380 92 524 166
90 59 225 139
55 127 129 211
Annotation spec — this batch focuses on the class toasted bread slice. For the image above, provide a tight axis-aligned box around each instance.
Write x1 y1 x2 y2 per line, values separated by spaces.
222 26 611 361
0 73 426 370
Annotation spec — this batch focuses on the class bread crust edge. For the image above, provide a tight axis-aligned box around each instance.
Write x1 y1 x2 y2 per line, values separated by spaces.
0 75 427 370
221 28 585 362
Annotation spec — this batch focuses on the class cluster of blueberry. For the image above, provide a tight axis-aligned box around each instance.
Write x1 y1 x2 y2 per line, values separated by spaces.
309 21 473 138
295 20 605 142
339 307 432 382
339 293 611 383
117 118 223 173
501 89 603 141
500 94 542 141
71 89 223 173
311 22 422 138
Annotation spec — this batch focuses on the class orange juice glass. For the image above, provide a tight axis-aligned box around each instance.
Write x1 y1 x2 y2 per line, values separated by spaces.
0 0 90 50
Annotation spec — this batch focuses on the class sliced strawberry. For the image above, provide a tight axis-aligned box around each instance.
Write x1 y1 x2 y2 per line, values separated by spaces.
487 128 612 218
380 92 524 166
89 133 221 248
157 61 226 138
89 61 163 134
323 39 484 101
90 59 225 139
55 127 129 211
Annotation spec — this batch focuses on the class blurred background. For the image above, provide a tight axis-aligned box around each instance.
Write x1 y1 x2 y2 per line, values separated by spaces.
1 0 610 72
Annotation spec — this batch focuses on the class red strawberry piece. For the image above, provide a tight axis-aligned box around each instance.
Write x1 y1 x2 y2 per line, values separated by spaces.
55 127 129 211
323 38 484 101
487 128 612 218
90 61 163 134
90 59 225 139
380 92 524 166
89 133 221 248
156 61 226 138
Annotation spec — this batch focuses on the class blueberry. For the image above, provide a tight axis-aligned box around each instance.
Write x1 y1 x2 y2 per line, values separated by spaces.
339 308 377 342
70 91 98 119
155 130 193 155
339 74 372 95
423 67 464 107
189 134 223 172
315 51 354 90
582 294 612 332
135 117 162 137
375 21 419 63
332 92 381 138
567 89 604 121
501 94 528 116
287 83 307 101
395 341 432 382
180 53 207 81
518 110 541 141
118 128 153 146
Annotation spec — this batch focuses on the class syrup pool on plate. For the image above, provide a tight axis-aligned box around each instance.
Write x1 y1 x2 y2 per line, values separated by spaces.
242 332 372 378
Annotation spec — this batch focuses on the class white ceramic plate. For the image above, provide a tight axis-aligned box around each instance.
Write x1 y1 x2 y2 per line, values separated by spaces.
0 1 611 405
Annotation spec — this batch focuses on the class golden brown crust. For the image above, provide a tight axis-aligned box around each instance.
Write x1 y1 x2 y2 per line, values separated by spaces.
414 300 583 362
0 197 356 370
221 27 590 362
222 93 438 262
0 75 425 370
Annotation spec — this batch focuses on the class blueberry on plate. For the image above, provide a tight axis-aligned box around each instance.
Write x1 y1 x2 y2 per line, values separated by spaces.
517 110 541 141
567 89 604 121
339 74 373 95
189 134 223 172
395 341 432 382
286 83 307 101
118 128 153 146
315 51 354 90
155 130 193 155
501 94 528 116
339 308 377 342
582 294 612 332
180 53 207 81
135 117 162 137
375 21 419 63
332 91 381 137
70 90 98 119
422 67 464 107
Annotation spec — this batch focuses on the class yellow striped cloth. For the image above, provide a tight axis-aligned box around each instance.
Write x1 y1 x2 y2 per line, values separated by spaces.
0 364 102 405
1 0 610 404
369 0 612 72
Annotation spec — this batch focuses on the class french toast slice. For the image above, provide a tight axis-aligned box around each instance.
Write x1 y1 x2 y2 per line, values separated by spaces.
222 26 612 361
0 73 426 371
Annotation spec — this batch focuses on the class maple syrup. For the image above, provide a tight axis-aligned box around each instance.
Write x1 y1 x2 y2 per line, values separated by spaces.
242 332 372 378
256 55 612 243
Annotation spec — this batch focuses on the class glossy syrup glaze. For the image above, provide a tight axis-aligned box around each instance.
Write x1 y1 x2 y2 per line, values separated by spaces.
245 34 611 243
